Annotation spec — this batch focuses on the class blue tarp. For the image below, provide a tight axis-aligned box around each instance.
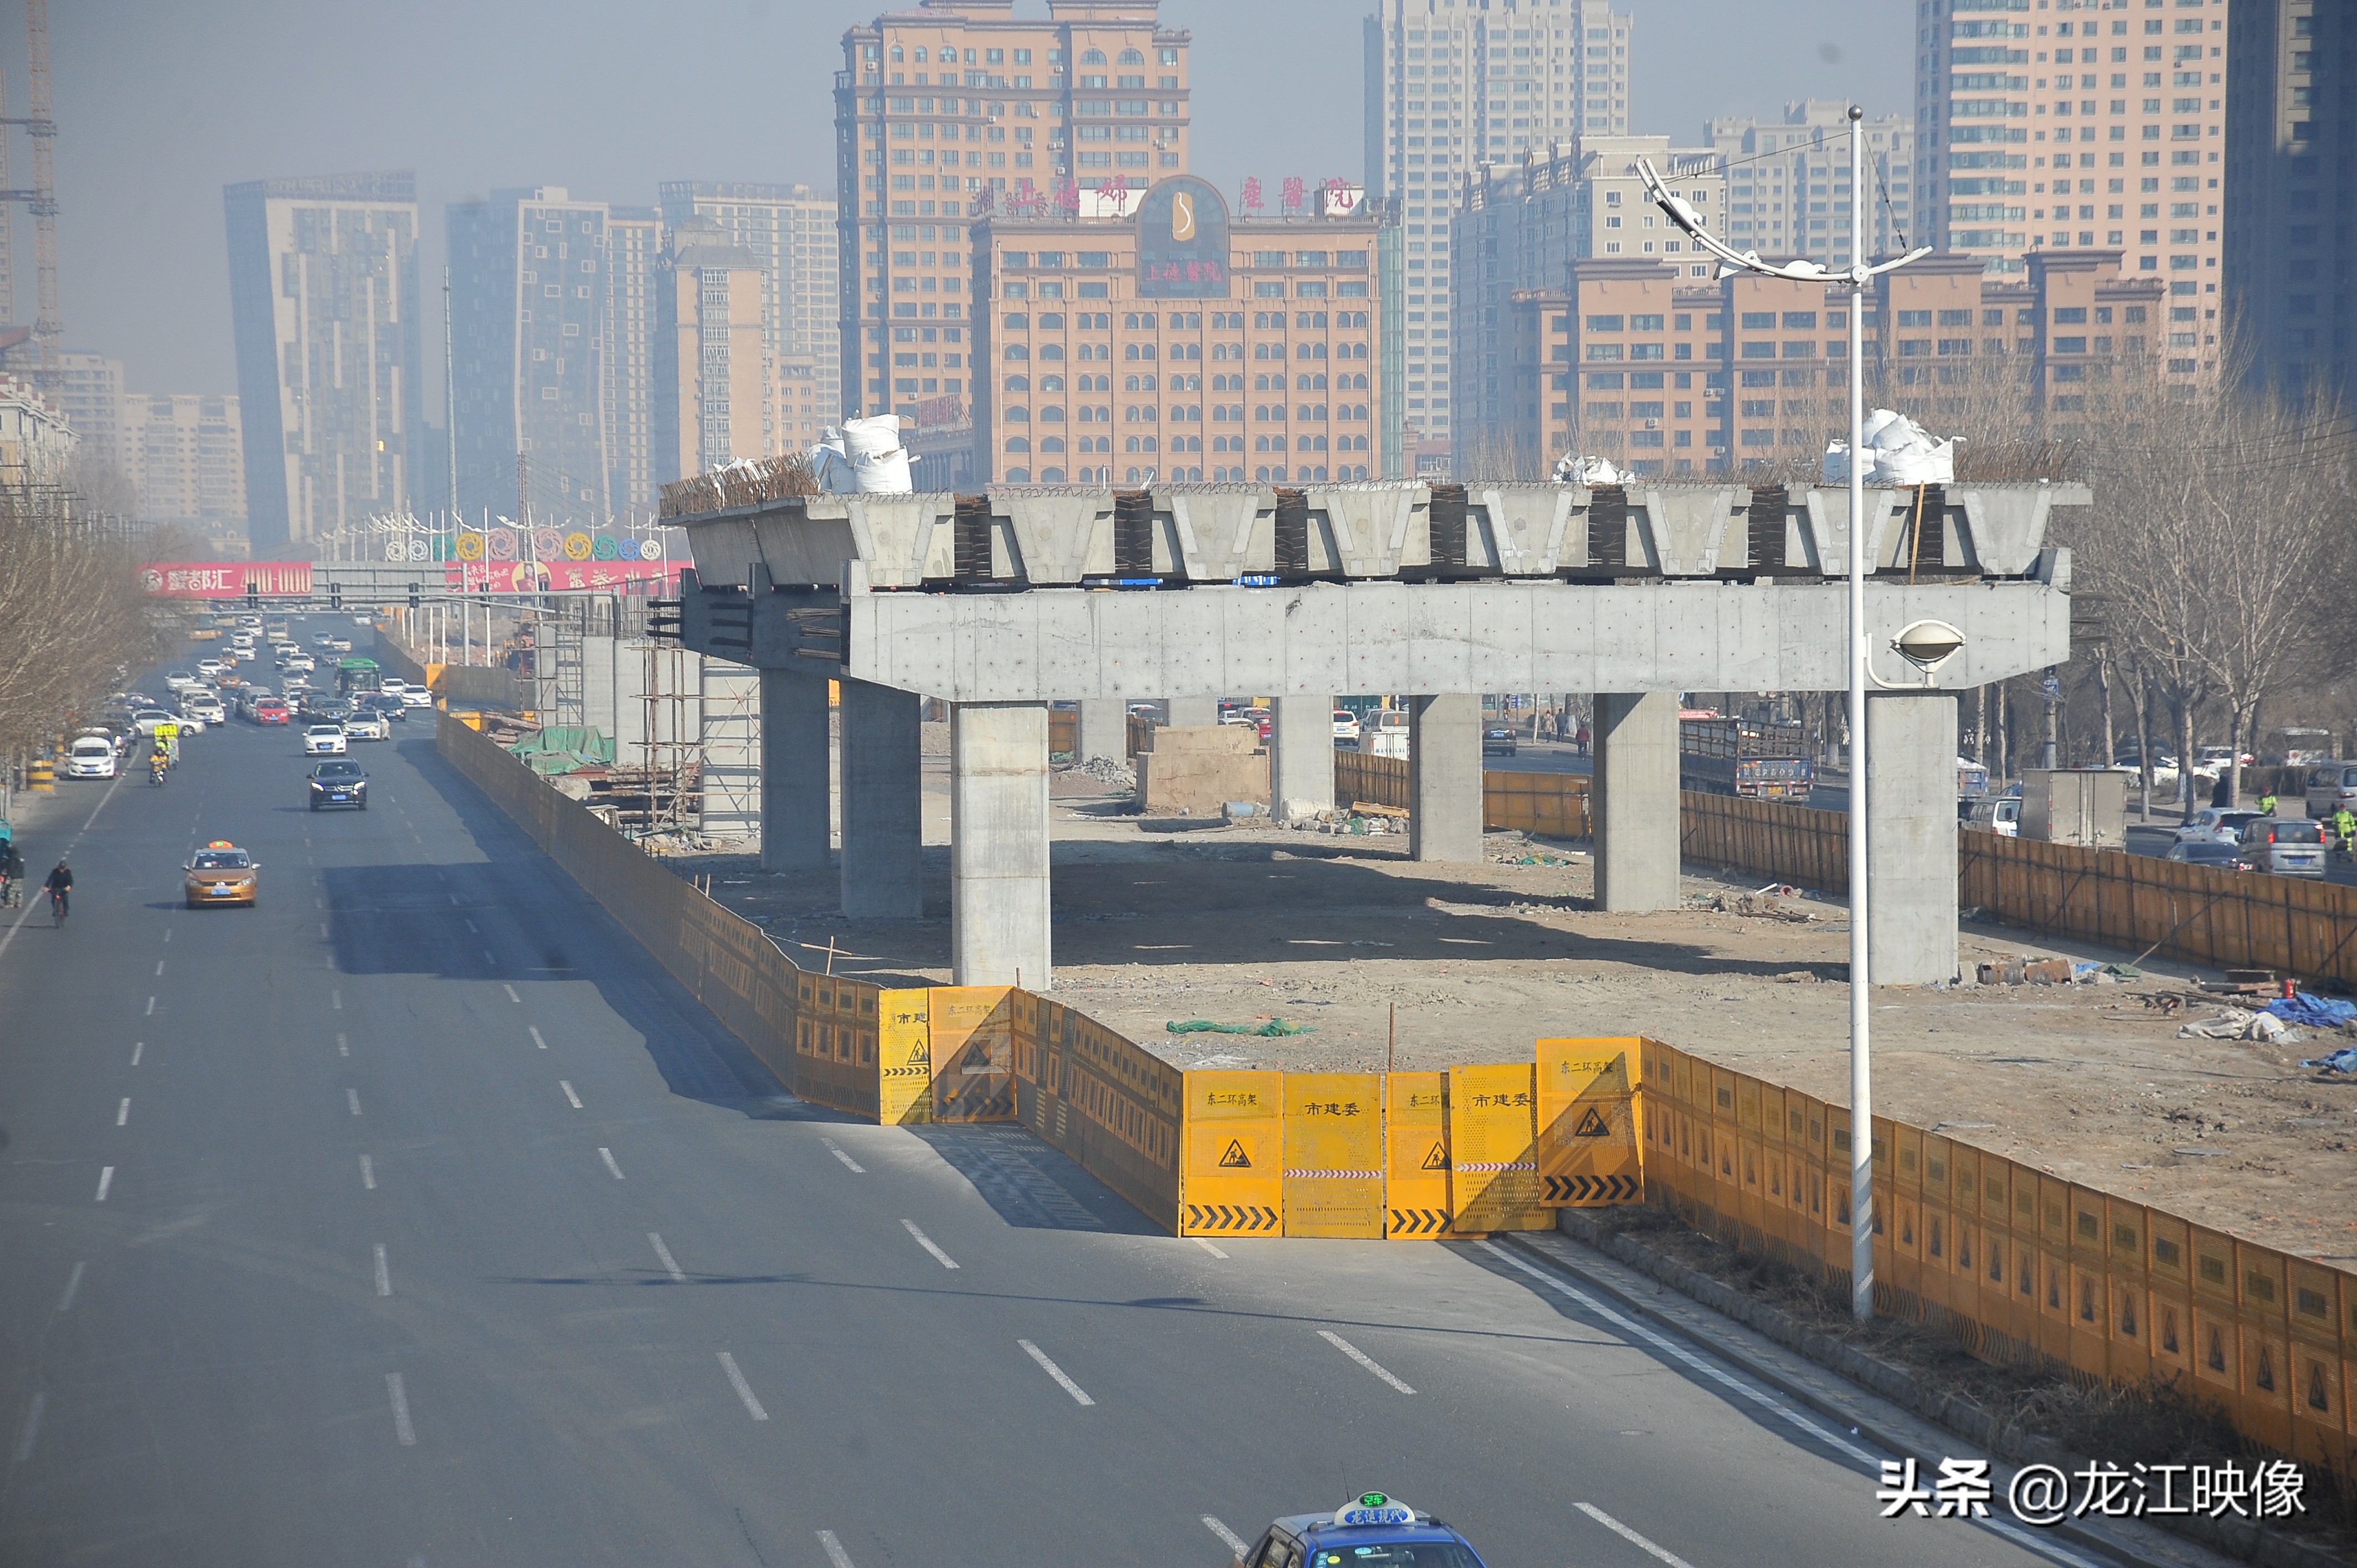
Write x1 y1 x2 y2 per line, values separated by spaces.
2301 1047 2357 1075
2268 994 2357 1029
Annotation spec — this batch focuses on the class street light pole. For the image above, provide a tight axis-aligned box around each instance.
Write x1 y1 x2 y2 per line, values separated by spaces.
1642 106 1928 1323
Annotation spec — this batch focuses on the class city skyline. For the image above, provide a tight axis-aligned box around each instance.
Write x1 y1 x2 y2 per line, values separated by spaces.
17 0 1906 400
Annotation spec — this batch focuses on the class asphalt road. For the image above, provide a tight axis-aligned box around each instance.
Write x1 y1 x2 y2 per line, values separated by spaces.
0 631 2107 1568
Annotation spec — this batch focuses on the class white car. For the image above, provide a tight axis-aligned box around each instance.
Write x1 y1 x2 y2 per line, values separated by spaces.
282 652 315 673
284 673 311 693
183 695 225 726
302 723 348 756
133 709 178 736
345 711 388 742
398 684 433 708
1331 709 1361 744
379 678 409 700
164 669 199 692
2173 807 2262 847
174 711 207 734
196 658 226 679
64 735 118 779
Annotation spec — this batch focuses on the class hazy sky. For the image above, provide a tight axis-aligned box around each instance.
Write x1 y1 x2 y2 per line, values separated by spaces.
17 0 1906 401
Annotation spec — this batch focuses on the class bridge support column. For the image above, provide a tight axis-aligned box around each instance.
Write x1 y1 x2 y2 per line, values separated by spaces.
838 679 923 919
759 669 831 871
1078 699 1128 762
1866 691 1960 985
1593 692 1681 911
1165 696 1219 728
950 701 1052 988
1268 695 1336 823
1409 692 1482 862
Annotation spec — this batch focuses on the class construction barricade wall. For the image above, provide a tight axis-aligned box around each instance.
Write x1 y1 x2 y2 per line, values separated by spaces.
1636 1035 2357 1481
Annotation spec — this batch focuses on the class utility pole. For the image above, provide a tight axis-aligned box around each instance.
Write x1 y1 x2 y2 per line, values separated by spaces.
1644 107 1929 1325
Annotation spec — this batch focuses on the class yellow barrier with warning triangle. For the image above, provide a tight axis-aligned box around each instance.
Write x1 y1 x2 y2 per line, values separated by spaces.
878 989 933 1124
1535 1037 1643 1206
1180 1071 1283 1236
1383 1071 1452 1239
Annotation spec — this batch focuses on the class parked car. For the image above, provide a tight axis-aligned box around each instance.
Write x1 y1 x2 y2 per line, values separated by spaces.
2304 762 2357 823
2173 807 2261 847
1963 796 2023 837
2237 816 2328 879
1331 709 1361 746
1482 725 1518 757
2164 840 2243 870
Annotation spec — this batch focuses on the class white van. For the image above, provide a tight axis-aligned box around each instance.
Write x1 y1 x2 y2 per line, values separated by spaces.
1962 796 2021 837
65 735 118 780
2307 762 2357 822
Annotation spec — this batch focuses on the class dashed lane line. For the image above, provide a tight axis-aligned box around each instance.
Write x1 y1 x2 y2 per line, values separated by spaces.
1017 1339 1094 1406
716 1353 769 1422
901 1219 960 1270
1318 1329 1414 1394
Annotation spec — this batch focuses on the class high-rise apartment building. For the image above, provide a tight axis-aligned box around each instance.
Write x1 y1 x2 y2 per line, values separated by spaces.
1453 137 1726 464
1918 0 2229 331
1704 102 1916 267
224 171 423 552
2226 0 2350 398
972 175 1381 487
836 0 1192 444
122 394 246 528
657 182 842 424
653 220 772 480
447 187 658 524
53 352 125 478
1363 0 1631 456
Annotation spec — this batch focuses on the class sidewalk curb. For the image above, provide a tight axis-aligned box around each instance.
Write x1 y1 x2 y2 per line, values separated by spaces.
1504 1218 2340 1568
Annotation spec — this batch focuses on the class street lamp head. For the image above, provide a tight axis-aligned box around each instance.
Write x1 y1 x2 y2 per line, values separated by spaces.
1892 618 1966 675
1848 104 1864 123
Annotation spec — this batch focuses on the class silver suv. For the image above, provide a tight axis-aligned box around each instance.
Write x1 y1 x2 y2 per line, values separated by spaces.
2305 762 2357 823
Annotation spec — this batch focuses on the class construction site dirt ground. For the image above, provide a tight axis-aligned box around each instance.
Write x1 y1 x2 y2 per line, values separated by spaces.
671 757 2357 1267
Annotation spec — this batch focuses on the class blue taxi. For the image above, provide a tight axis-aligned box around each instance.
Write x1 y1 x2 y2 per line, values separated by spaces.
1233 1493 1488 1568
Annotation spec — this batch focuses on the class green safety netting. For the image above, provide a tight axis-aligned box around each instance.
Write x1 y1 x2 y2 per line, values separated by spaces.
506 725 616 776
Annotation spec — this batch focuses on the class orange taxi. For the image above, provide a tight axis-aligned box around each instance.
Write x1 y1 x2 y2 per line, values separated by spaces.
184 841 259 908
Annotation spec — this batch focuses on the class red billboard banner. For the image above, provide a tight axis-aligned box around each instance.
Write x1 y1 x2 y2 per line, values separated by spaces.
441 559 683 594
140 561 315 599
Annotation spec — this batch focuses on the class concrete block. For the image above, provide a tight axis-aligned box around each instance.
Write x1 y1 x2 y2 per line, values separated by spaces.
1137 730 1269 814
1594 692 1680 911
1077 700 1128 762
1267 695 1336 823
1408 692 1481 862
838 679 923 919
1636 486 1747 576
759 669 831 870
1468 483 1583 575
1164 696 1220 728
1154 486 1271 581
1139 723 1257 755
1866 691 1960 986
950 702 1051 988
995 492 1114 585
1305 483 1424 577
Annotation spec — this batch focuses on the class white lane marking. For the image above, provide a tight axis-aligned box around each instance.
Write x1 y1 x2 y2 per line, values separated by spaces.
502 984 521 1004
94 1167 114 1203
385 1373 415 1446
337 1033 349 1057
360 1155 377 1190
1202 1516 1248 1557
1192 1238 1229 1260
13 1392 44 1463
331 989 342 1011
1017 1339 1095 1406
115 1098 128 1127
464 919 477 933
143 997 155 1016
716 1352 769 1421
347 1088 363 1116
1318 1329 1415 1394
1575 1503 1697 1568
598 1147 626 1180
1477 1241 1876 1464
153 960 164 977
447 893 459 905
373 1244 393 1297
647 1232 686 1283
821 1138 864 1174
163 929 171 943
481 948 493 963
528 1027 547 1050
129 1042 142 1066
816 1530 857 1568
901 1219 960 1270
56 1263 84 1314
559 1080 582 1110
320 922 329 938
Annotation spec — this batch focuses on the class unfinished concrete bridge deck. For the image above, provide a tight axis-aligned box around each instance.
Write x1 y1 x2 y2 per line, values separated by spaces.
670 480 2087 991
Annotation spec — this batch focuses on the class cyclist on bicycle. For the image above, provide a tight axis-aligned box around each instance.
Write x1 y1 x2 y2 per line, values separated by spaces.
44 857 71 919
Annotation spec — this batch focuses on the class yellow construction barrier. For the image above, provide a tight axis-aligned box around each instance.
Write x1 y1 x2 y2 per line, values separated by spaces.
1383 1071 1453 1239
1280 1073 1385 1239
1447 1062 1549 1234
1535 1037 1642 1206
878 989 933 1125
929 986 1015 1123
1181 1071 1283 1236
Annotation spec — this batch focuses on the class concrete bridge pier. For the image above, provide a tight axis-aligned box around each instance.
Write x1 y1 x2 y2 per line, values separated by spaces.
759 669 832 872
1164 696 1218 728
838 678 924 919
1593 692 1681 911
950 701 1052 988
1268 695 1336 824
1866 691 1961 986
1078 700 1128 763
1409 693 1482 862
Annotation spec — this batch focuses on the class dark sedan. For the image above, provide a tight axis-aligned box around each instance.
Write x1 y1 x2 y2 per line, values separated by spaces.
1482 725 1519 757
307 759 369 811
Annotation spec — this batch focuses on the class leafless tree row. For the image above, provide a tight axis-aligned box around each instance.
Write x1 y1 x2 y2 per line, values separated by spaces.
0 493 181 765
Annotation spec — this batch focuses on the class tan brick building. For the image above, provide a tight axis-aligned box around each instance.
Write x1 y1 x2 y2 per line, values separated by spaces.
654 220 772 481
974 176 1380 486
